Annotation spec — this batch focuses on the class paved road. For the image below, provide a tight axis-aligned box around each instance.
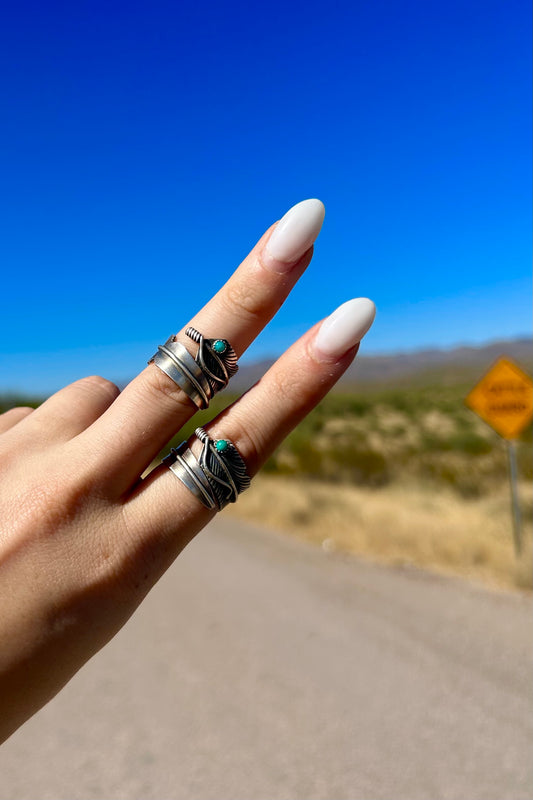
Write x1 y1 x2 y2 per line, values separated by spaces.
1 518 532 800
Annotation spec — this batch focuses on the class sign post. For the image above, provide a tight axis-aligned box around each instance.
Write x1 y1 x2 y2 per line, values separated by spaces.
506 440 522 555
465 357 533 558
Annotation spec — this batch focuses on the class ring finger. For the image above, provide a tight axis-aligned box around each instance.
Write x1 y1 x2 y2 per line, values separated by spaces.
83 199 325 492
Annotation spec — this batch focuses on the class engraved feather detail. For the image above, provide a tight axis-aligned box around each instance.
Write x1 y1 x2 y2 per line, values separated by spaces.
185 327 238 396
218 442 251 493
195 427 250 509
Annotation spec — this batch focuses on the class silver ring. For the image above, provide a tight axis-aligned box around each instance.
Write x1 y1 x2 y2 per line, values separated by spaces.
149 336 211 408
195 427 250 509
149 329 238 409
163 443 217 509
185 327 238 397
164 428 251 510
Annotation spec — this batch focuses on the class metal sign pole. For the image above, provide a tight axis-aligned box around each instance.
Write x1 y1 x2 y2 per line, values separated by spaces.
506 439 522 557
466 357 532 561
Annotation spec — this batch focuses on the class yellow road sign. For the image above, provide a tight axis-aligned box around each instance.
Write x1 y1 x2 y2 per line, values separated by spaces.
466 357 533 439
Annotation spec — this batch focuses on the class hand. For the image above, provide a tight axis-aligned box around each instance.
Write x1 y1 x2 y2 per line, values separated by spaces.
0 199 375 743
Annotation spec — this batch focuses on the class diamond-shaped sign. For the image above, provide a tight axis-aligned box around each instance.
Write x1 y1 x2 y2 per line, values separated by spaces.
466 357 533 439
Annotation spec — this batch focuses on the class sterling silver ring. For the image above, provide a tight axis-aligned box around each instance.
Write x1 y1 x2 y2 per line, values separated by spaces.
185 327 238 397
195 427 250 509
149 329 238 409
164 427 251 510
149 336 211 408
163 442 217 509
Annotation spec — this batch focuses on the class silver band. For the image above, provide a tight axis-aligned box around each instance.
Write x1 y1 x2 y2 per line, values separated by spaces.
163 428 251 511
163 442 217 509
149 336 211 409
195 427 250 509
185 327 238 397
149 329 238 409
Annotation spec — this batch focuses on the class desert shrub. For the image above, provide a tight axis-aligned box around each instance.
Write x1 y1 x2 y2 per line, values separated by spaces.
313 394 373 419
323 444 391 487
420 459 484 498
448 431 494 455
419 433 455 453
279 431 325 477
382 392 416 414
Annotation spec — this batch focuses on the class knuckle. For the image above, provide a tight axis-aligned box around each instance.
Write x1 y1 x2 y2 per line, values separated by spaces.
266 370 295 405
270 367 309 404
78 375 121 403
222 280 266 324
40 476 90 528
233 423 265 477
3 406 34 418
143 366 197 415
14 471 93 540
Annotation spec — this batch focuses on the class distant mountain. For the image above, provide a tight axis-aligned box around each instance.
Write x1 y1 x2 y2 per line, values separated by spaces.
233 337 532 392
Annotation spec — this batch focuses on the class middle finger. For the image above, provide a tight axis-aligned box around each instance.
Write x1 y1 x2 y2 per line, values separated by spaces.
82 199 325 493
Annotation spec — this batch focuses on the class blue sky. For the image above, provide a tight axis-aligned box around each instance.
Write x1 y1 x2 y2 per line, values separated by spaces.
0 0 530 394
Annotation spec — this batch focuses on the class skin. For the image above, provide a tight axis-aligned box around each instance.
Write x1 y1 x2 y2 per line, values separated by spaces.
0 222 358 744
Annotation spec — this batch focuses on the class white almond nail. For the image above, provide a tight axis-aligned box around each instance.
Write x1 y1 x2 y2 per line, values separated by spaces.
265 199 325 270
314 298 376 358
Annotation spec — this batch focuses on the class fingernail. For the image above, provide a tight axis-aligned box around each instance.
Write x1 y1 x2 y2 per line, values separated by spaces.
264 199 325 272
314 298 376 359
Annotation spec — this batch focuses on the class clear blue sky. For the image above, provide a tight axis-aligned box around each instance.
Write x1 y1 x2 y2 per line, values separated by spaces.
0 0 530 394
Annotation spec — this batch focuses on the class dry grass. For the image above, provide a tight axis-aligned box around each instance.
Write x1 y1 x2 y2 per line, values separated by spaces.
226 475 533 591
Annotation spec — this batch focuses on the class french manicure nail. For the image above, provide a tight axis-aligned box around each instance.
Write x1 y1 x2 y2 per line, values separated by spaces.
264 199 325 271
314 298 376 359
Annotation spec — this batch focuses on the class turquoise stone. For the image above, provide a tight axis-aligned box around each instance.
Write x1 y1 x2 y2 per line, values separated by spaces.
213 339 227 354
215 439 229 453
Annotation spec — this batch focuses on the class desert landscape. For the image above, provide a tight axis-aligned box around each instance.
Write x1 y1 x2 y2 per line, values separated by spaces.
175 338 533 591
